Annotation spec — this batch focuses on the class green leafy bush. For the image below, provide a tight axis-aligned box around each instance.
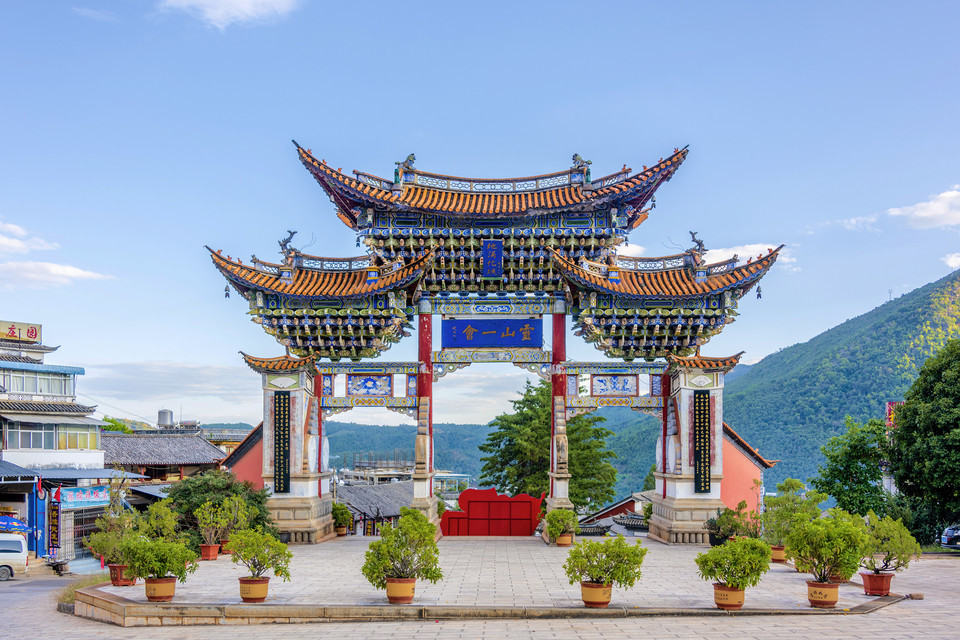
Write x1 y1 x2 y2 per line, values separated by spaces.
642 502 653 526
860 511 921 574
85 478 136 564
562 535 648 587
220 495 253 538
361 508 443 590
544 509 580 540
331 502 352 528
164 469 276 550
763 478 826 547
118 537 198 582
136 499 182 542
225 527 292 580
194 500 231 546
786 508 868 583
695 537 771 590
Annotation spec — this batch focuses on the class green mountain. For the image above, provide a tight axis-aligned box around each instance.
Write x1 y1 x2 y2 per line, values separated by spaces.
723 268 960 487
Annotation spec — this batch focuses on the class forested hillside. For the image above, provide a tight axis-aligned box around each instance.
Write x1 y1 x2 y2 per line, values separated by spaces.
724 269 960 486
321 269 959 504
325 421 492 478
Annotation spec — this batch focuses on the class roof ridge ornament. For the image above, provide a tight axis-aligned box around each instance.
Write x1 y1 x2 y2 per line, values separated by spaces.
394 153 415 183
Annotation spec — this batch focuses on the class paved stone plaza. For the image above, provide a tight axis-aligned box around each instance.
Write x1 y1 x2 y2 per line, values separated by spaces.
2 535 956 639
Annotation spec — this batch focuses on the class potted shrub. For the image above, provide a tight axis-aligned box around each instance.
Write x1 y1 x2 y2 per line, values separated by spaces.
786 508 868 608
562 535 648 608
118 536 198 602
544 509 580 547
218 495 253 554
87 526 137 586
763 478 826 563
827 509 866 582
194 500 230 560
85 480 137 586
695 537 772 610
361 508 443 604
224 527 292 602
703 507 738 546
859 511 921 596
332 502 351 536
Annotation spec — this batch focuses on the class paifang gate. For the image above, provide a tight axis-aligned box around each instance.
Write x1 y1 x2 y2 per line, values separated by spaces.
210 143 781 544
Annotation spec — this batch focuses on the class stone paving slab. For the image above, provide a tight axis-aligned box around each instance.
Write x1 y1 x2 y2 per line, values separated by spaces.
85 534 889 622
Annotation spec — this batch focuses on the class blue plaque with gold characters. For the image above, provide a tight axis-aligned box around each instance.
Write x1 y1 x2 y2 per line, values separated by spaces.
442 317 542 348
481 239 504 279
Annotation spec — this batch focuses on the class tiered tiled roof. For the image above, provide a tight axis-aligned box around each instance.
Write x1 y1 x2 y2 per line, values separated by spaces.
667 352 745 373
551 247 782 300
295 143 687 228
241 353 317 373
102 433 226 466
208 248 433 300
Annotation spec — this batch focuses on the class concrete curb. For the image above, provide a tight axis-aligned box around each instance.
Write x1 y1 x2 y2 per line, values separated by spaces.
73 584 909 627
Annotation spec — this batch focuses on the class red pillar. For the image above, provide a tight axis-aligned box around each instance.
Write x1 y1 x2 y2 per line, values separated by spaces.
661 373 671 499
550 312 566 497
418 312 433 479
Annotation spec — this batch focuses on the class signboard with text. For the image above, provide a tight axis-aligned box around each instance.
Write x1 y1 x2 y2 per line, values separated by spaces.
481 240 504 279
1 321 41 343
60 485 111 509
441 318 542 349
48 503 61 549
273 391 290 493
693 390 711 493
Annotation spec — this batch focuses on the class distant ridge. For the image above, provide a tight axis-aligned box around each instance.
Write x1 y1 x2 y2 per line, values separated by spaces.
723 268 960 486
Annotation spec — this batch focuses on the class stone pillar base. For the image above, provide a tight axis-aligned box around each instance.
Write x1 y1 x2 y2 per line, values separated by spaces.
267 494 335 544
409 493 442 540
647 494 724 545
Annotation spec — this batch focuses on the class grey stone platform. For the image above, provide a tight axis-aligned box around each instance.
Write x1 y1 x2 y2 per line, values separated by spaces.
74 534 908 627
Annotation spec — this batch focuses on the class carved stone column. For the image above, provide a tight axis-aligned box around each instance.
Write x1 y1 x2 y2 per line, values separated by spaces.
546 303 573 513
648 354 741 545
250 356 333 544
411 302 439 525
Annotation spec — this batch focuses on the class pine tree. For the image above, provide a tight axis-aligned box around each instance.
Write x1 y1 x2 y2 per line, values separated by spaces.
478 379 617 510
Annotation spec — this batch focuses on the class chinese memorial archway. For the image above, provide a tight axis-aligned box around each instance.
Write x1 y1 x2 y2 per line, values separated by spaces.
211 143 780 544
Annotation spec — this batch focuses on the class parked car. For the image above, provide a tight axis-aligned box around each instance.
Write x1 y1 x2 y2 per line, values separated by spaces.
942 523 960 550
0 533 29 580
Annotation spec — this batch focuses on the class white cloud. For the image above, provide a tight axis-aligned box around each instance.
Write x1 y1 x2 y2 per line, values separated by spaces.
616 243 647 258
0 221 58 255
943 253 960 270
0 262 113 289
157 0 299 29
837 215 879 231
888 185 960 229
704 243 799 273
72 7 120 22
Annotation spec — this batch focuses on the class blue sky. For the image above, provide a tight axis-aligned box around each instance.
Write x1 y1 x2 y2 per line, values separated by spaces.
2 1 959 427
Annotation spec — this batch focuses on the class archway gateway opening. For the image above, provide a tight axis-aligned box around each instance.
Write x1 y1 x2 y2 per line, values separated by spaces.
212 143 780 543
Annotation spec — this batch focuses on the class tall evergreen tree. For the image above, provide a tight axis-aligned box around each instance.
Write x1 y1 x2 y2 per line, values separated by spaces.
478 380 617 510
891 338 960 543
809 416 892 516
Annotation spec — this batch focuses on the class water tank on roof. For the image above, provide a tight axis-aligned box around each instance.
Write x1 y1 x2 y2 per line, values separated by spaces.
158 409 174 427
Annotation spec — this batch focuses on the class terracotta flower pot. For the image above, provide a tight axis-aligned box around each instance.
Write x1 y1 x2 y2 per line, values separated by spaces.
199 544 220 561
860 571 894 596
144 576 177 602
385 577 416 604
806 581 839 609
238 577 270 603
770 545 786 563
580 582 612 608
336 526 347 536
555 533 573 547
712 583 745 610
219 538 231 554
108 563 136 587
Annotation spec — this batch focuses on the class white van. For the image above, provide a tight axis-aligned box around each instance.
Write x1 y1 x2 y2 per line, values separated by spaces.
0 532 28 580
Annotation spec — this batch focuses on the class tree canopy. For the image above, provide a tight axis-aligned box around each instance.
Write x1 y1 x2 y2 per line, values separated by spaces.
478 379 617 510
809 416 892 516
891 338 960 542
